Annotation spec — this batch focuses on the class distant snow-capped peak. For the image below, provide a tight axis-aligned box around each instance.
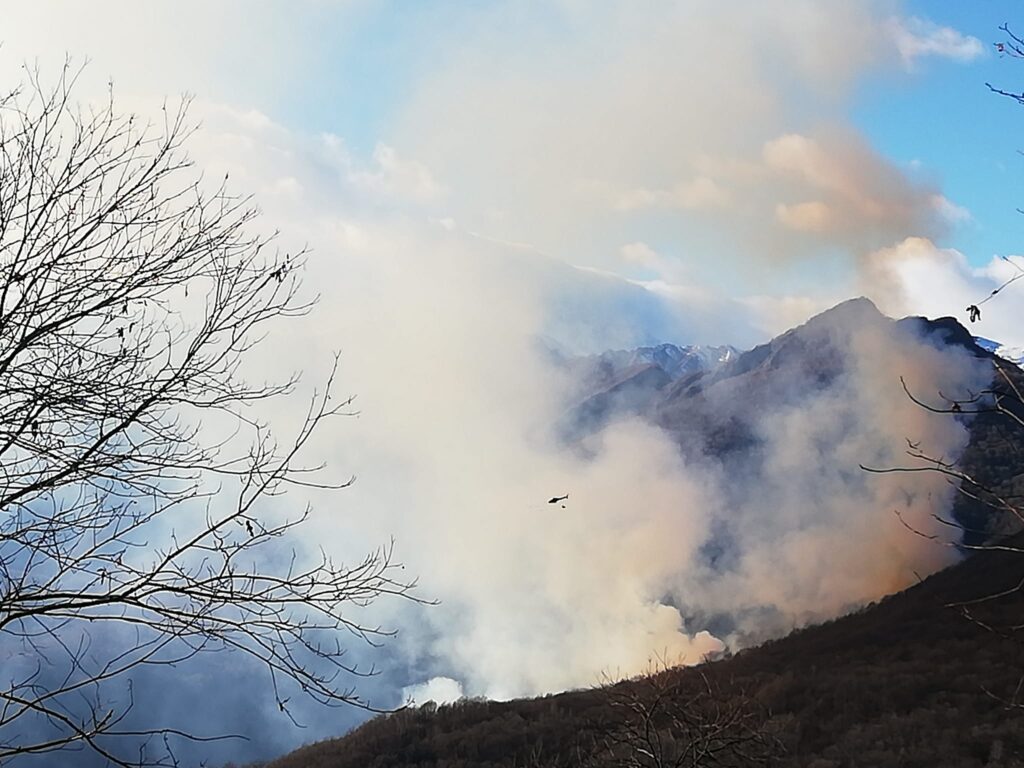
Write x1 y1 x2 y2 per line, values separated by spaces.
591 342 738 379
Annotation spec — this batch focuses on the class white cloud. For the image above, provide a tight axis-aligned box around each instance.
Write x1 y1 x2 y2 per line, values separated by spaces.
739 294 840 339
862 237 1024 348
351 143 447 204
391 1 893 271
615 176 731 211
183 104 446 217
930 194 972 224
888 16 985 67
775 200 835 232
761 130 947 249
402 677 464 706
620 241 662 267
0 2 363 112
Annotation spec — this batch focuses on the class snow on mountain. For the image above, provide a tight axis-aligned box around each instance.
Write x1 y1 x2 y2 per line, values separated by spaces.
555 342 739 441
974 337 1024 366
999 346 1024 365
587 342 738 380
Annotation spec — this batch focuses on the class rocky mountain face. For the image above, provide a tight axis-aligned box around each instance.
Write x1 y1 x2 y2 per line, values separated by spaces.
564 298 990 453
562 298 1024 541
556 342 737 440
584 342 738 380
651 299 992 459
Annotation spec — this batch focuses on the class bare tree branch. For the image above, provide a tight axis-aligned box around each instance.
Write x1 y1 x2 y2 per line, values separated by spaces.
590 656 781 768
0 63 419 766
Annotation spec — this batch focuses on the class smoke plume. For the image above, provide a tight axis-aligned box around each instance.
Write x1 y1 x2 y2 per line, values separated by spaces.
0 4 1000 764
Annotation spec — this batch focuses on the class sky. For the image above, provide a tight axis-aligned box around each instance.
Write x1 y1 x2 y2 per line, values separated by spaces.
3 2 1024 765
2 2 1023 322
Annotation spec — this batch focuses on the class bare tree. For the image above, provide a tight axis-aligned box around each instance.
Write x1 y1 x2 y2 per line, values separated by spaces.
592 659 781 768
0 64 415 766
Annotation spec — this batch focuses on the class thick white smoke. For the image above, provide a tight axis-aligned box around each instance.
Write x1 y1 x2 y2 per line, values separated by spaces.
165 101 995 706
0 4 1001 763
246 215 989 702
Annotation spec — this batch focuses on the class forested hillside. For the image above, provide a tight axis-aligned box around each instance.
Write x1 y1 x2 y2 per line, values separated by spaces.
265 520 1024 768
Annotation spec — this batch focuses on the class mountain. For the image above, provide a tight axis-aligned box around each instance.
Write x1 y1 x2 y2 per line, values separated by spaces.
558 342 738 439
649 298 994 459
564 298 1004 462
603 300 1024 540
266 541 1024 768
648 299 878 458
584 343 738 380
260 299 1024 768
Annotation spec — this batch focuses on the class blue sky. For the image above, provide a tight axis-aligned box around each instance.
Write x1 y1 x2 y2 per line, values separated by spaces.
199 1 1024 318
855 2 1024 264
4 3 1019 287
245 2 1024 275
